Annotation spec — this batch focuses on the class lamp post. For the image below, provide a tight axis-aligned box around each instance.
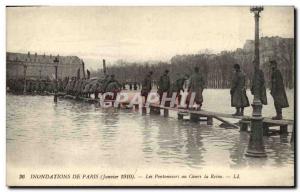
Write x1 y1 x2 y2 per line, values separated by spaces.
53 57 59 102
23 62 27 94
245 6 267 158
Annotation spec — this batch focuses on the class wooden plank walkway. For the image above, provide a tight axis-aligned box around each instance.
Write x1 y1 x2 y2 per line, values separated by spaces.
58 94 294 135
148 104 293 125
148 104 293 135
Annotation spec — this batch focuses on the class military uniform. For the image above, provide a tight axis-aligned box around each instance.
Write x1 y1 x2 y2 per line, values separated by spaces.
157 73 171 103
169 75 187 105
270 68 289 119
230 70 250 112
187 72 205 108
141 74 152 101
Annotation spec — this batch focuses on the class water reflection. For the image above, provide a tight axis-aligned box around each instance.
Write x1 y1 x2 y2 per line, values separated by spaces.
141 116 155 161
180 123 206 168
229 132 249 169
265 136 294 167
6 93 294 170
100 108 120 147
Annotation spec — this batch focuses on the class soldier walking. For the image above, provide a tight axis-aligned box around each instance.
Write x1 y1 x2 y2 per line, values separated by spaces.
187 67 205 110
157 70 171 104
141 71 153 103
169 73 188 106
270 60 289 120
230 64 250 116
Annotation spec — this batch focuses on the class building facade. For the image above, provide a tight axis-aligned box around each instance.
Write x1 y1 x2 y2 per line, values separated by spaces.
7 52 84 80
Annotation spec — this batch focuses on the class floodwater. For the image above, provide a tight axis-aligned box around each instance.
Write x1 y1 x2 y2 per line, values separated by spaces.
6 89 294 185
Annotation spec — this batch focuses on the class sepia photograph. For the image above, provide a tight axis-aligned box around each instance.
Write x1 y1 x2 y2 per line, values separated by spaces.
6 5 295 187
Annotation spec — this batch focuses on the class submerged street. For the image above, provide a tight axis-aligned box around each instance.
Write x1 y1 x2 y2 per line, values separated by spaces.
6 89 294 171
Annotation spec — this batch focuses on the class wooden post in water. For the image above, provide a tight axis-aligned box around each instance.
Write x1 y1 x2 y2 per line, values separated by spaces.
134 104 139 110
291 125 294 143
163 109 169 117
207 116 213 125
280 125 288 135
190 113 199 122
150 105 160 115
178 112 184 120
142 106 147 114
239 120 249 132
163 101 170 117
150 106 155 114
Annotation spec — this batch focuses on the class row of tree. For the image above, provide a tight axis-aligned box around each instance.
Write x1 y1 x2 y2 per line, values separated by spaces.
91 37 294 89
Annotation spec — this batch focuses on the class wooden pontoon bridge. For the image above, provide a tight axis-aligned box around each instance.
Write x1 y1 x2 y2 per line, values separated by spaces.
57 93 294 137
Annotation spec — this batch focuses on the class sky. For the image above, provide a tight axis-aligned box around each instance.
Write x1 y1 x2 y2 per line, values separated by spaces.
6 6 294 70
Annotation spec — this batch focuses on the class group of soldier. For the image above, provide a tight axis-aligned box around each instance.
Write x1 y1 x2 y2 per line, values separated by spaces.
7 78 58 94
63 74 122 99
141 59 289 120
7 72 123 100
7 59 289 119
141 67 205 109
230 60 289 120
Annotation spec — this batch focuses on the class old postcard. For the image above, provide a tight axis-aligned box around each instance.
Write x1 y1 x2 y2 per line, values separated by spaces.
6 6 295 186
